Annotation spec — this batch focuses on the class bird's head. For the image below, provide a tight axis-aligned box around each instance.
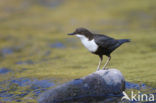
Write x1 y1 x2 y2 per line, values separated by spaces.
68 28 93 40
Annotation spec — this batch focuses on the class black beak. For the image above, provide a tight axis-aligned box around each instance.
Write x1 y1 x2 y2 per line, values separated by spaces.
68 32 75 35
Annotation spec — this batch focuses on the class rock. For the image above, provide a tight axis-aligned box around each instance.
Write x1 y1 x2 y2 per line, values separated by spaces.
38 69 125 103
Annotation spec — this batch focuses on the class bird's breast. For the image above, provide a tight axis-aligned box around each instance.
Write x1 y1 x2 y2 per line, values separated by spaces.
80 38 98 52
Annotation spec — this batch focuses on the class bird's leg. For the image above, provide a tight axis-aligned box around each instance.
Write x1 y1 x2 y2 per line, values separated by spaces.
96 55 103 71
102 56 111 70
108 59 111 68
96 59 102 71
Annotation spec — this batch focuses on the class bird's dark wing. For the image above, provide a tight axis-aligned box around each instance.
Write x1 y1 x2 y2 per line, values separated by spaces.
94 34 119 51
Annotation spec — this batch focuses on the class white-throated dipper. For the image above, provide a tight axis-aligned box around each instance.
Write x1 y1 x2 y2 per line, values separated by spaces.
68 28 130 71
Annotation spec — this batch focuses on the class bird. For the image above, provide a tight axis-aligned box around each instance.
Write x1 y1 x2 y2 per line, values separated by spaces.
68 28 130 71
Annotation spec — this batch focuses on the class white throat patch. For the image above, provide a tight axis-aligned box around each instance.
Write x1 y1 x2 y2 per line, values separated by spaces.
76 34 98 52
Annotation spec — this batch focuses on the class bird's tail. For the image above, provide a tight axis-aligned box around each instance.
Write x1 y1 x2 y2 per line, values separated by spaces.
118 39 130 44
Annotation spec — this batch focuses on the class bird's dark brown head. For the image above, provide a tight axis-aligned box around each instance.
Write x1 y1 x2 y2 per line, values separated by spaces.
68 28 93 40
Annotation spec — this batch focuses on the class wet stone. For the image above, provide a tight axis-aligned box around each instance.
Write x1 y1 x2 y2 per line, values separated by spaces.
37 69 125 103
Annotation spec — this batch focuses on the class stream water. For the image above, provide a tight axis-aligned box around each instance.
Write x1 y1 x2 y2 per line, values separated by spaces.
0 77 155 103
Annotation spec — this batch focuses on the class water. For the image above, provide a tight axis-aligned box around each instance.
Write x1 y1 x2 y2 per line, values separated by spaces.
16 60 34 65
37 0 64 8
0 77 155 102
1 48 13 55
126 81 147 90
124 82 156 103
0 68 11 74
0 78 55 102
0 46 23 56
49 42 65 48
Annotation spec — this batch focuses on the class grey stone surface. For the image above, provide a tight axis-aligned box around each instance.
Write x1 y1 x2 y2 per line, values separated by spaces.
38 69 125 103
